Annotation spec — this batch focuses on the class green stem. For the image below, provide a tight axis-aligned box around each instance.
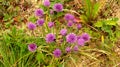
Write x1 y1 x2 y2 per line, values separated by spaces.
11 52 32 67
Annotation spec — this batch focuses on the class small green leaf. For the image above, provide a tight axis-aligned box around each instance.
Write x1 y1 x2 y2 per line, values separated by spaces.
3 14 11 21
28 16 37 23
36 53 44 62
112 17 119 21
12 26 17 35
92 2 100 18
80 15 88 22
15 6 20 12
115 31 120 37
58 64 63 67
84 0 92 18
106 20 117 26
94 21 103 27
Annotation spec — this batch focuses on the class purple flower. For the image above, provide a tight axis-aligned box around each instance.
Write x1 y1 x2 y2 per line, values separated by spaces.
53 3 63 12
43 0 50 7
66 33 77 43
77 24 82 29
48 22 54 28
81 33 90 41
64 14 74 21
36 19 44 26
67 21 73 27
46 33 55 43
35 9 44 17
77 36 82 40
50 10 54 15
27 22 36 30
28 43 37 52
73 45 79 51
73 19 77 23
53 49 61 58
77 38 85 46
66 47 71 53
60 29 67 36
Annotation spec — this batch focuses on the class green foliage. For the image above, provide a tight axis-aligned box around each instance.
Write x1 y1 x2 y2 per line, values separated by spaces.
36 53 44 62
94 17 120 47
0 0 120 67
28 16 37 23
81 0 101 24
0 26 38 67
94 18 118 27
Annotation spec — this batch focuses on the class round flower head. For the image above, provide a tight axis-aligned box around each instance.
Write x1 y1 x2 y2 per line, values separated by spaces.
77 36 82 40
28 43 37 52
35 9 44 17
43 0 50 7
46 33 55 43
50 10 54 15
27 22 36 30
77 24 82 29
53 49 61 58
67 21 73 27
48 22 54 28
36 19 44 26
73 19 77 23
60 29 67 36
66 47 71 53
66 33 77 43
81 33 90 42
64 14 74 21
53 3 63 12
77 38 85 46
74 45 79 51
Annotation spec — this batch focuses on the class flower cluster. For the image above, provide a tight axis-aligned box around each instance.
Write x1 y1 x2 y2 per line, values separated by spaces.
48 22 54 28
27 1 91 58
28 43 37 52
66 33 77 43
60 29 67 36
64 13 74 21
53 3 63 12
27 1 64 30
46 33 56 43
27 22 36 30
43 0 50 7
53 49 61 58
35 9 44 17
37 19 44 26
